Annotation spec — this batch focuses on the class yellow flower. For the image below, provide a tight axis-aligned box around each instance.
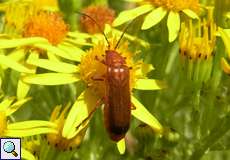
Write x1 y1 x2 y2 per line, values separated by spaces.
23 11 68 45
0 96 56 138
0 0 90 99
0 0 58 35
46 104 87 151
21 29 165 154
113 0 200 42
22 136 40 159
179 8 216 82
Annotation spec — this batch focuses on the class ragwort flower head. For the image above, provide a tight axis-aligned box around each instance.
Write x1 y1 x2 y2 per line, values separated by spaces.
23 11 68 45
79 35 164 145
79 38 136 98
2 0 37 34
113 0 200 42
47 104 86 150
80 5 115 34
179 8 216 83
145 0 200 12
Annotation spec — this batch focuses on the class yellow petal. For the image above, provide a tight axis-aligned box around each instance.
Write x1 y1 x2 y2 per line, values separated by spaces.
134 79 165 90
219 28 230 58
7 48 25 63
0 37 48 49
1 48 25 70
142 7 167 30
182 9 199 19
6 97 31 116
47 52 60 62
64 38 93 46
0 97 15 110
17 76 31 100
27 58 79 73
113 5 153 26
135 63 155 77
0 55 34 73
104 24 150 48
221 58 230 74
131 96 163 133
117 138 126 154
21 148 36 160
17 52 38 99
67 31 92 39
7 120 56 130
167 11 180 42
57 43 85 62
33 43 84 62
5 127 57 137
22 73 80 85
63 90 98 139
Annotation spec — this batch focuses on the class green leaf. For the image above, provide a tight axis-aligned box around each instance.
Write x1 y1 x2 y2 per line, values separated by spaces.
27 58 79 73
134 79 166 90
142 7 167 30
22 73 80 85
167 11 180 42
182 9 199 19
113 5 153 26
0 54 34 73
131 96 163 133
0 37 48 48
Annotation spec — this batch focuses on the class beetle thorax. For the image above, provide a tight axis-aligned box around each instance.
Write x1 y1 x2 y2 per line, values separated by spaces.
105 50 126 67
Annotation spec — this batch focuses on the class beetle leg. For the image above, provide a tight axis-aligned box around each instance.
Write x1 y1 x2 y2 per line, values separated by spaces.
76 97 105 130
91 75 106 81
95 55 106 65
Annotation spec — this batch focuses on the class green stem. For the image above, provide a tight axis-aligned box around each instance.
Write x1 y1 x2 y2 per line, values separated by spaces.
189 112 230 160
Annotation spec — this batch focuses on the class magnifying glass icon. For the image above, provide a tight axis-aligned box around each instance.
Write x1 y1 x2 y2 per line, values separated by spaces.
3 141 18 157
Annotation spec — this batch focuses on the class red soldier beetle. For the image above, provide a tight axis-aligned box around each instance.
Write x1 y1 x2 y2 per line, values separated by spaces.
77 12 134 142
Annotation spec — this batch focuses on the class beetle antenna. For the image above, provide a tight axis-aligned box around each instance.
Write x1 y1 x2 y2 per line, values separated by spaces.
114 20 135 50
75 11 110 49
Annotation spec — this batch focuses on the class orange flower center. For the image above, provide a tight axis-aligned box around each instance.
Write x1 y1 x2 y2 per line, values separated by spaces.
23 11 68 45
80 5 115 34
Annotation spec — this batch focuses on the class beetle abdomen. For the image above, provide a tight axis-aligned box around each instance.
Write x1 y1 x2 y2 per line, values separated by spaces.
104 65 131 141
